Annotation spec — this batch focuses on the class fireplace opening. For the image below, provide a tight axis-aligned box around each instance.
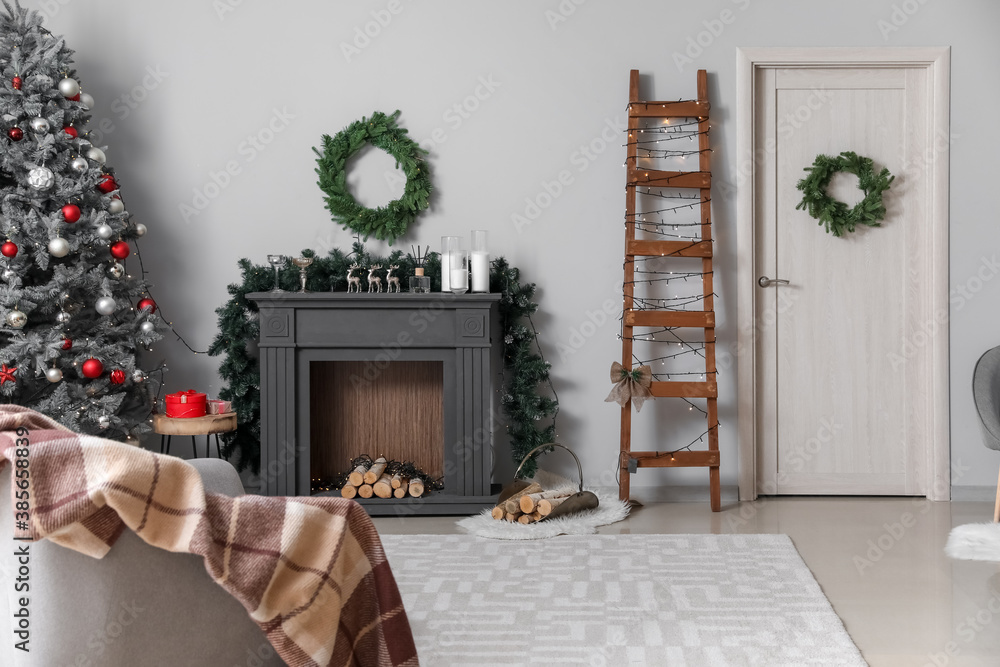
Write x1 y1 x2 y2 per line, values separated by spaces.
309 360 444 494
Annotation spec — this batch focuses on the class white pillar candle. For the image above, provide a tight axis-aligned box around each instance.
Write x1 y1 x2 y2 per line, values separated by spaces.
450 267 469 292
471 251 489 293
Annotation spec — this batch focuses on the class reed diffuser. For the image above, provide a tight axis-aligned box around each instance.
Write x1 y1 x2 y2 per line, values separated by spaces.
409 245 431 293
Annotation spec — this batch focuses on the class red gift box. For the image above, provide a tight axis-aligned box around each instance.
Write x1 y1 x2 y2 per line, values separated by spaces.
165 390 207 418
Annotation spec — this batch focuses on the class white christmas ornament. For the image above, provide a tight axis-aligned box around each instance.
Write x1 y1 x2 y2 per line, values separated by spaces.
6 308 26 328
27 166 55 190
48 237 70 257
108 262 124 279
79 92 95 109
29 117 49 133
132 370 145 383
45 367 62 383
140 320 155 334
108 198 124 214
70 156 88 173
95 295 116 315
86 147 106 164
58 77 80 98
134 223 147 237
98 414 111 429
55 310 71 324
2 268 15 282
96 223 113 240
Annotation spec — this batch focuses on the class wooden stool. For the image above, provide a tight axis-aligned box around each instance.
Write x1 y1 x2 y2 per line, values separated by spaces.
153 413 237 459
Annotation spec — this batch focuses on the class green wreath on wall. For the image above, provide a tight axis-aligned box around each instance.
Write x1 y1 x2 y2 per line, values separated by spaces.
795 151 894 238
314 110 432 244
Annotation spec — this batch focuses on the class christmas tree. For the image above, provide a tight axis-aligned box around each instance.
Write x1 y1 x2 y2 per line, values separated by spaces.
0 1 163 439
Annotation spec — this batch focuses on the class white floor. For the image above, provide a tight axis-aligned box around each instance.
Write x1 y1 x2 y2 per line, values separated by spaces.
373 497 1000 667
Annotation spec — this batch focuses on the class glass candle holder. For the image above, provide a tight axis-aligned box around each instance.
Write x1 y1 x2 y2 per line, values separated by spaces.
440 236 460 292
450 250 469 294
471 230 489 293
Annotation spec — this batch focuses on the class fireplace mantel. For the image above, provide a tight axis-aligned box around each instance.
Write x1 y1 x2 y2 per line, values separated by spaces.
247 291 502 515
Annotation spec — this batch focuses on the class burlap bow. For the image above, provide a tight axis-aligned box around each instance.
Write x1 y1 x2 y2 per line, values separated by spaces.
604 361 653 413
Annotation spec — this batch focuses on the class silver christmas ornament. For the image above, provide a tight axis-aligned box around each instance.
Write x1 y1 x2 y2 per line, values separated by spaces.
48 237 69 257
97 414 111 429
70 156 88 172
86 147 106 164
29 117 49 133
2 268 16 282
108 262 125 279
140 320 155 334
108 198 124 215
6 308 26 328
134 223 147 237
27 166 55 190
95 295 116 315
132 370 145 383
56 310 71 324
96 223 113 240
79 92 95 109
58 77 80 98
45 367 62 383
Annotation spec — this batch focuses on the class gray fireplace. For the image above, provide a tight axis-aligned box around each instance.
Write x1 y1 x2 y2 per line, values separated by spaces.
247 291 502 515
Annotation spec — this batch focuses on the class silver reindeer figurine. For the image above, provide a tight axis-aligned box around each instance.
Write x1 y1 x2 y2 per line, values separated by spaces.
367 264 383 293
347 263 362 293
386 264 401 293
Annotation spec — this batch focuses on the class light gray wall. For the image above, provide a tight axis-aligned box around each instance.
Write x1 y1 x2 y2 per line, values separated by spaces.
40 0 1000 495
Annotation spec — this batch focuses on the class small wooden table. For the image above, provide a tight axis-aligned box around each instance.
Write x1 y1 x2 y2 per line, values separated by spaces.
153 413 237 459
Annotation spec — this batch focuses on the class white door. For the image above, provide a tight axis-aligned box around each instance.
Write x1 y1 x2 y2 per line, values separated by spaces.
737 50 950 498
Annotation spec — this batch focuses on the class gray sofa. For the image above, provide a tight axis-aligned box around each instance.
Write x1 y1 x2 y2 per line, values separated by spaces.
0 458 285 666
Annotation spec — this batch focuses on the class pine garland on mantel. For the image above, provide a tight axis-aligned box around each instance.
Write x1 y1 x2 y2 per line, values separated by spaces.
208 243 557 477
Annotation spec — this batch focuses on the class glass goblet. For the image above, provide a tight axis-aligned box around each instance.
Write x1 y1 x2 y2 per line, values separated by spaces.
267 254 286 292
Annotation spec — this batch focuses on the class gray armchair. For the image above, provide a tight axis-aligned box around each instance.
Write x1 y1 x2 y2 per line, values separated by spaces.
972 346 1000 522
0 458 285 666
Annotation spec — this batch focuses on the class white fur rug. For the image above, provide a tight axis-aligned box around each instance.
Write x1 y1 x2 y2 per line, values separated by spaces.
457 470 630 539
946 522 1000 561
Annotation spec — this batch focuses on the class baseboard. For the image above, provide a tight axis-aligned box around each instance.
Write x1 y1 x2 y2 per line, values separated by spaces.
951 486 997 502
592 484 741 504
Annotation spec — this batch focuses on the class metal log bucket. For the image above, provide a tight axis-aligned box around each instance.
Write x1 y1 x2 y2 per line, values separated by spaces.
498 443 599 521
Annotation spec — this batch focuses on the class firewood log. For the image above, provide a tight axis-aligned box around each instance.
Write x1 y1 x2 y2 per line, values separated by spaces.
517 514 535 524
538 496 570 516
358 484 374 499
363 456 387 485
394 479 409 498
491 506 506 521
341 484 358 499
530 511 543 522
504 510 523 522
502 483 543 514
373 473 393 499
408 478 425 497
391 472 406 489
348 462 370 488
519 490 571 514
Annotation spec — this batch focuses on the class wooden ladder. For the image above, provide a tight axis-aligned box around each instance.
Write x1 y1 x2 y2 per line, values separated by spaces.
618 69 720 512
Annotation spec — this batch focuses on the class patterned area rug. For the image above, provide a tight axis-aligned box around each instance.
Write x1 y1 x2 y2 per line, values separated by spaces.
381 534 867 667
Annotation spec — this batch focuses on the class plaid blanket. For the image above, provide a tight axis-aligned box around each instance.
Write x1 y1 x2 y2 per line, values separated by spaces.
0 405 418 667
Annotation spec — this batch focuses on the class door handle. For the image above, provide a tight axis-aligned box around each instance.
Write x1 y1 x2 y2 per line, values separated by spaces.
757 276 790 288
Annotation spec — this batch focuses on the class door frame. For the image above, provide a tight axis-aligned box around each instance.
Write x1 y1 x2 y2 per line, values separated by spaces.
735 47 951 501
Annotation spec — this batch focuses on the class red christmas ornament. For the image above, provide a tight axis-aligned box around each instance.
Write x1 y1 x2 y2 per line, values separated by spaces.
62 203 81 223
0 363 16 385
97 174 117 193
69 93 80 102
137 297 157 314
110 241 129 259
109 368 126 385
63 126 77 138
1 241 16 258
81 358 103 379
12 76 21 90
7 127 22 141
61 338 72 350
